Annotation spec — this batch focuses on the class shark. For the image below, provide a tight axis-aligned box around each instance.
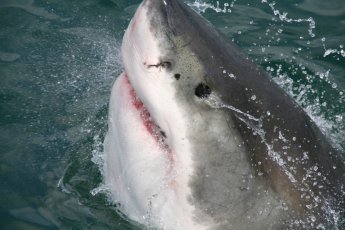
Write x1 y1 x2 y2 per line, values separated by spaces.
103 0 345 229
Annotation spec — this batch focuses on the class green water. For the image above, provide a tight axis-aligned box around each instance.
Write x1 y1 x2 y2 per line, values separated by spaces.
0 0 344 229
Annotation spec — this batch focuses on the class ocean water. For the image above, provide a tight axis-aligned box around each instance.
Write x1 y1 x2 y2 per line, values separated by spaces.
0 0 344 229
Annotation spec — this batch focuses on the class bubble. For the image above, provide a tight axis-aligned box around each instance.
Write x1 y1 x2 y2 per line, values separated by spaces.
335 115 343 122
281 202 288 210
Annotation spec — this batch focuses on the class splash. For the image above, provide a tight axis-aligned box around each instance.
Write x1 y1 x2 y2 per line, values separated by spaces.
270 64 344 151
188 0 315 38
188 0 237 13
321 38 345 58
203 94 297 183
203 91 343 228
90 133 112 197
261 0 316 38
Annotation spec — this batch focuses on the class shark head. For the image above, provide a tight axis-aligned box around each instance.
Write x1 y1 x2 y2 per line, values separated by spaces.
121 0 211 141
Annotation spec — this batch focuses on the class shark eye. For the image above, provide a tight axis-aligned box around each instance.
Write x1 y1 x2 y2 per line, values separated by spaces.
174 73 181 80
195 83 211 98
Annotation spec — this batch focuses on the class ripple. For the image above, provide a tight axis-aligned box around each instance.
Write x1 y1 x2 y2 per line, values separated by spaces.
0 52 20 62
0 0 61 20
297 0 345 16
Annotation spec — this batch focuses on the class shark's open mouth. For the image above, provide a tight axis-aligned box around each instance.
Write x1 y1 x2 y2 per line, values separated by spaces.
122 73 175 167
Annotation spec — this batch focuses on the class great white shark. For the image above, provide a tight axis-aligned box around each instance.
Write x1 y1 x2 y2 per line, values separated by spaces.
103 0 345 229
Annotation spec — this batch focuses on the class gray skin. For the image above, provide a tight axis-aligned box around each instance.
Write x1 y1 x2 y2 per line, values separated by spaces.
140 0 345 229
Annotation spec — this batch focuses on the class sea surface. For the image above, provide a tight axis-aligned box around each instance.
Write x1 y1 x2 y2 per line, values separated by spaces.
0 0 344 229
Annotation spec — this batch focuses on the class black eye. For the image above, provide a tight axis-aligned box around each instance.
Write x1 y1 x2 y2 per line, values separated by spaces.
174 73 180 80
195 83 211 98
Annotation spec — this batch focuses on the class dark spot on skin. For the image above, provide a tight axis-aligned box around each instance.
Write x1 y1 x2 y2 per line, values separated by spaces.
195 83 211 98
174 73 181 80
160 130 167 138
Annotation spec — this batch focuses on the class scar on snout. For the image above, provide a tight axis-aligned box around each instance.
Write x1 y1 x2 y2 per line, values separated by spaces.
144 61 171 69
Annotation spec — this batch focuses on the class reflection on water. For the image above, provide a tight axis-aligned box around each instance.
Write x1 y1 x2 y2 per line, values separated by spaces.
0 0 344 229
